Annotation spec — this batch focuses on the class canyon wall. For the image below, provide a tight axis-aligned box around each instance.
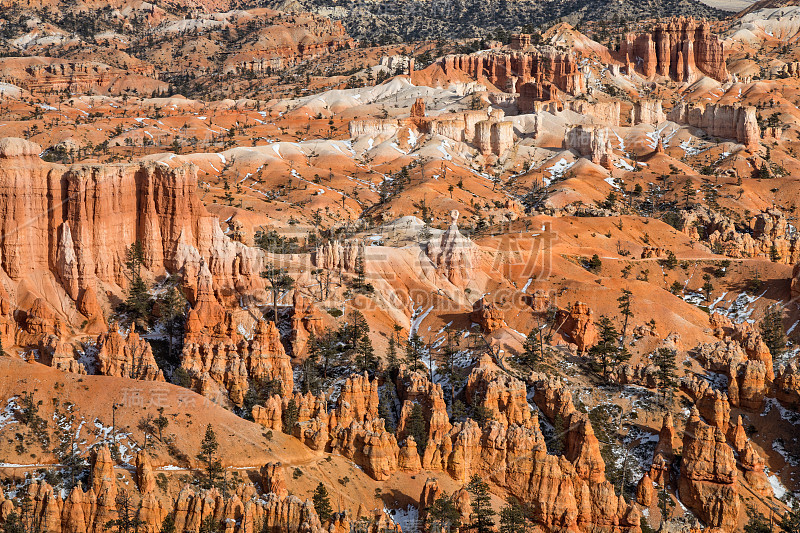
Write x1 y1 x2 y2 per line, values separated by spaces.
438 47 585 101
668 103 759 151
0 137 267 325
618 17 728 83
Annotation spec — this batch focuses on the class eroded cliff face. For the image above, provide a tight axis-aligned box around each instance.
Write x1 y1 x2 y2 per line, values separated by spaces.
668 103 759 151
618 17 728 83
678 409 740 530
250 362 640 532
437 47 585 101
0 138 268 346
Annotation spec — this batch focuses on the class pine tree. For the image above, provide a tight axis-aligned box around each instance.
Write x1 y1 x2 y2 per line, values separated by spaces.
260 263 295 324
386 332 399 374
378 383 397 433
521 327 542 369
653 347 678 409
588 316 619 382
1 512 24 533
301 332 321 394
450 399 467 423
499 498 527 533
282 399 299 434
159 285 186 362
405 333 425 373
124 241 150 326
356 332 376 373
550 414 565 455
346 309 369 349
408 403 427 455
438 328 461 403
682 180 696 209
771 242 782 262
105 491 144 533
426 495 461 533
199 516 222 533
760 305 787 359
617 289 633 347
160 515 177 533
702 274 714 302
467 475 495 533
780 502 800 533
312 483 333 522
197 424 223 489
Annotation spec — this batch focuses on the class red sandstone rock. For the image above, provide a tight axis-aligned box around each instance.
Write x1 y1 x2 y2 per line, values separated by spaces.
96 329 164 381
136 450 156 494
260 462 288 498
618 18 727 82
678 408 739 530
468 298 507 334
426 210 475 287
556 302 599 352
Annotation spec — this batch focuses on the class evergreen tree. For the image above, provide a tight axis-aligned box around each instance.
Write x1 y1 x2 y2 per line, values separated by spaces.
586 254 602 273
744 513 772 533
386 330 399 374
682 180 696 209
160 515 177 533
467 475 495 533
771 242 782 262
199 516 222 533
617 289 633 347
702 274 714 302
1 512 24 533
301 332 321 394
312 483 333 522
158 285 186 362
197 424 223 489
124 241 150 326
653 348 678 409
105 491 143 533
499 498 527 533
427 495 461 533
408 403 427 455
521 327 542 369
355 332 376 373
437 328 461 404
282 399 299 434
550 414 566 455
761 305 787 359
588 316 619 381
405 333 425 373
260 263 295 324
378 383 398 433
450 400 467 424
780 502 800 533
345 309 369 350
662 250 678 270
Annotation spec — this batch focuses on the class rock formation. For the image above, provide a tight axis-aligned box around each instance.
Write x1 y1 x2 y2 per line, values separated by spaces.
668 103 758 151
631 99 666 125
136 451 156 494
425 210 475 287
556 302 599 352
96 329 165 381
436 48 585 102
564 125 614 168
678 408 739 530
181 317 294 406
618 18 728 82
0 140 271 344
468 298 506 333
